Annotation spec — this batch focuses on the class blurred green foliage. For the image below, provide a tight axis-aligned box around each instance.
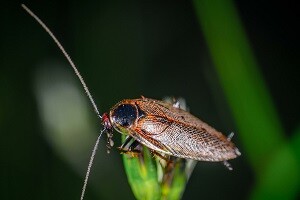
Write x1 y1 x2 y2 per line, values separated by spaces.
193 0 300 199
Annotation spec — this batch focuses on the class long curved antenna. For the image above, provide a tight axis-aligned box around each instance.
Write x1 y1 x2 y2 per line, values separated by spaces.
22 4 105 200
21 4 101 119
80 130 104 200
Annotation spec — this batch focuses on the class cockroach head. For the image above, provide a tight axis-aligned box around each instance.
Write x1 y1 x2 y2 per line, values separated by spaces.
101 113 113 133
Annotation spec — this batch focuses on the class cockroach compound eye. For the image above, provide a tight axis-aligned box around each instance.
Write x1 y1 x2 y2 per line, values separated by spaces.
111 104 137 128
22 4 241 200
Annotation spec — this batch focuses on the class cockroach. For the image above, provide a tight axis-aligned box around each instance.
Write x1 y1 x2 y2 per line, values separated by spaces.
22 4 241 200
104 98 240 162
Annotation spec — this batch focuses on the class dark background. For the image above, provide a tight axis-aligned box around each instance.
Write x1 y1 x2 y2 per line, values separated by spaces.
0 0 299 199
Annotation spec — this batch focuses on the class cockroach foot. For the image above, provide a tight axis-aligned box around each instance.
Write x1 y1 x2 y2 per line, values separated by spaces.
118 147 141 158
227 132 234 141
223 160 233 170
172 98 181 108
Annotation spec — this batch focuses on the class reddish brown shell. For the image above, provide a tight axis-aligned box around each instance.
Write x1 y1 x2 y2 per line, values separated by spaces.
110 97 240 162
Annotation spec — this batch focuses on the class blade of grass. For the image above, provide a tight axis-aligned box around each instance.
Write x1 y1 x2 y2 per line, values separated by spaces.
193 0 285 174
193 0 300 199
121 137 161 200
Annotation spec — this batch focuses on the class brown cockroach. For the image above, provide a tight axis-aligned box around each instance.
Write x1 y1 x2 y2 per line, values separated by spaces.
103 98 240 163
22 4 240 200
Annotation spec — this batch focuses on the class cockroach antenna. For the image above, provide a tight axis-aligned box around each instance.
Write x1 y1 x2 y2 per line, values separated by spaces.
21 4 103 200
21 4 101 119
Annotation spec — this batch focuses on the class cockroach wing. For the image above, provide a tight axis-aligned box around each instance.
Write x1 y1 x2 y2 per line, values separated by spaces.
134 98 240 161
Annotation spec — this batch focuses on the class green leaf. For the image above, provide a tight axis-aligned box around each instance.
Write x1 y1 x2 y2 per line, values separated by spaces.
122 136 161 200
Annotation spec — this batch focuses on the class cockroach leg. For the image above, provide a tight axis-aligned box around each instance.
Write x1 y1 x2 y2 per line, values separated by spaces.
227 132 241 156
119 136 132 149
118 137 143 158
128 140 141 151
106 131 114 154
119 149 141 158
223 160 233 170
119 136 141 151
171 97 181 108
235 148 241 156
150 150 170 162
227 132 234 141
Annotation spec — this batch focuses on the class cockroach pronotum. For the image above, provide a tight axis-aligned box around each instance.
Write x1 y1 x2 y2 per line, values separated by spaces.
22 4 241 200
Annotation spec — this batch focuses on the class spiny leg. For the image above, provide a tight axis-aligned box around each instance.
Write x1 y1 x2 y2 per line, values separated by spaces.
170 97 188 111
118 137 142 157
223 160 233 170
227 132 241 156
150 150 170 162
171 97 181 108
119 135 132 149
227 132 234 141
106 130 114 154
